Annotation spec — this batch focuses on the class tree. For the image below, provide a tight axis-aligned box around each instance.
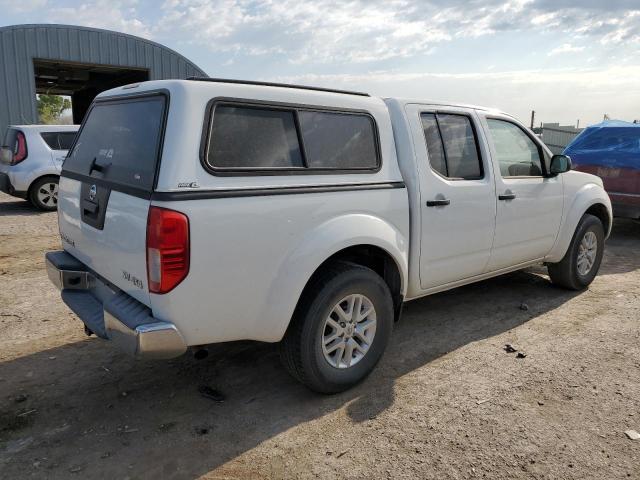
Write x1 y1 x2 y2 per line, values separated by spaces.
37 95 72 124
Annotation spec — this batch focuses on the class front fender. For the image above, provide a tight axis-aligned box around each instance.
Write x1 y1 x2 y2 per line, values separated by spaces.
259 213 409 342
546 182 612 263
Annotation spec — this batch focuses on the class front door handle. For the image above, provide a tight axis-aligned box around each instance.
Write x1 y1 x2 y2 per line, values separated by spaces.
498 193 516 201
426 199 451 207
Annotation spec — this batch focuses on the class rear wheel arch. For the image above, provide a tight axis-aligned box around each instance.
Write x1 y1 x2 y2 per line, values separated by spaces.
280 252 397 392
291 244 405 328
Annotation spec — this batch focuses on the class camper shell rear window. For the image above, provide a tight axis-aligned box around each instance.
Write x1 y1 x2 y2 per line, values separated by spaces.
63 93 167 192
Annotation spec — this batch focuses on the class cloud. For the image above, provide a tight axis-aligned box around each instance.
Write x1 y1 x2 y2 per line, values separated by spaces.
47 0 152 39
548 43 585 56
153 0 640 64
155 0 454 63
0 0 47 13
4 1 638 64
2 0 636 125
270 64 640 125
272 65 640 90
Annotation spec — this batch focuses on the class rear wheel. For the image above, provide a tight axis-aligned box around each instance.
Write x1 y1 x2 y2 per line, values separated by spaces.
29 176 59 211
547 214 604 290
280 262 394 393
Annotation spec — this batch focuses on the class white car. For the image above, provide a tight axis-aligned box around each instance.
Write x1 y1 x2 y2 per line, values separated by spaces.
0 124 79 210
46 79 612 393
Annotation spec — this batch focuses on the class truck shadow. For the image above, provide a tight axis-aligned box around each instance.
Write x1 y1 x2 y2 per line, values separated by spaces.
0 197 49 217
0 269 580 479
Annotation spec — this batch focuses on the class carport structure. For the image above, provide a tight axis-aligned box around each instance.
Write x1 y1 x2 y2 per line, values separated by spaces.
0 24 207 134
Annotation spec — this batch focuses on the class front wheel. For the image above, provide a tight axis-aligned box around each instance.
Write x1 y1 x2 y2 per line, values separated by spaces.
29 176 59 211
280 262 394 393
547 214 605 290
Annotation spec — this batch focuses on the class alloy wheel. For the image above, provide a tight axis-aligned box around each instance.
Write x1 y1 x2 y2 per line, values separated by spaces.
322 294 377 369
577 230 598 276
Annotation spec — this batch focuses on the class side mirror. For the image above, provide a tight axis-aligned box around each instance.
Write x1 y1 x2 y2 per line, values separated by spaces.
549 154 572 176
0 147 13 165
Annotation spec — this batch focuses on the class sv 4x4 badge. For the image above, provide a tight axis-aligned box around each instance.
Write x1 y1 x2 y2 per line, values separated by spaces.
122 270 144 289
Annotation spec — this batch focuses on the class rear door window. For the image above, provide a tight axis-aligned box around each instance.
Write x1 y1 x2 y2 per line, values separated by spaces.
420 114 447 176
63 95 166 191
421 113 483 180
41 132 77 150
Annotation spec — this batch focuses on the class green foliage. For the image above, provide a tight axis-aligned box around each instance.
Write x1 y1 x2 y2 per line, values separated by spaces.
37 95 72 124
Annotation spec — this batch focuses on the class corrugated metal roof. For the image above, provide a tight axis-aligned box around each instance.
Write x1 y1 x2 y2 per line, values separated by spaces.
0 24 207 135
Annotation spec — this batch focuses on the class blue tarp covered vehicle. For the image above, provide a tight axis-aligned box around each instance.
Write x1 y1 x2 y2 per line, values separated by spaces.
564 120 640 170
564 120 640 219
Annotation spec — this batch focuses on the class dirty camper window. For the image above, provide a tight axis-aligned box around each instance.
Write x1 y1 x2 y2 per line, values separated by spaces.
208 105 304 169
298 110 378 169
203 101 381 174
63 95 166 191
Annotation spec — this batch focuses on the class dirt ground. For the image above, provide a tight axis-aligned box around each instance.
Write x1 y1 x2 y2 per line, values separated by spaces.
0 191 639 480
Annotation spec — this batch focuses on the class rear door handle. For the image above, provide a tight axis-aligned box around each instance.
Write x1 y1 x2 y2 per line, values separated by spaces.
498 193 516 201
426 199 451 207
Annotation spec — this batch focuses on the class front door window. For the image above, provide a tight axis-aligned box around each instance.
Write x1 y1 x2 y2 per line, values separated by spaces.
486 119 544 177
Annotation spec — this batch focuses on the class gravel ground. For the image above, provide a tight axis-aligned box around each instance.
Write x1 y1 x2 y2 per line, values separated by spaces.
0 191 639 479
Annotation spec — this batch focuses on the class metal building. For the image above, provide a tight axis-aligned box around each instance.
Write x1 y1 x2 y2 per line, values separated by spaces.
535 123 584 154
0 24 207 135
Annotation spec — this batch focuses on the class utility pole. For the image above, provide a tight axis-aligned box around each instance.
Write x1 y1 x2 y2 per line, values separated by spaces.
576 119 580 129
530 110 535 129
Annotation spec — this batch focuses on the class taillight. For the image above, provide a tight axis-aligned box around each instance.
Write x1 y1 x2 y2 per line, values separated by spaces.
12 131 27 165
146 206 190 294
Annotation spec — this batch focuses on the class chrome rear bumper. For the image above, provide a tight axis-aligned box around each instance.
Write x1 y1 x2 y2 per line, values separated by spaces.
104 311 187 359
46 258 96 290
45 250 187 360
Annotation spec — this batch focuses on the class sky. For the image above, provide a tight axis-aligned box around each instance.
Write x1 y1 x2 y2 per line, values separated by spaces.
1 0 639 127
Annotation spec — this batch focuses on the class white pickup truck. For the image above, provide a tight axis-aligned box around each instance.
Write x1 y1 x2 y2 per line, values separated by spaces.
46 79 612 393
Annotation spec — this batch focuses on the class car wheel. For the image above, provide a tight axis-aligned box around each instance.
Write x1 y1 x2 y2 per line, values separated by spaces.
547 214 605 290
280 261 394 394
29 176 59 211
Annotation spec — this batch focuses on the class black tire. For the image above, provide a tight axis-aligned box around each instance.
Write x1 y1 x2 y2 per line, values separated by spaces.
280 261 394 394
547 214 605 290
29 176 59 211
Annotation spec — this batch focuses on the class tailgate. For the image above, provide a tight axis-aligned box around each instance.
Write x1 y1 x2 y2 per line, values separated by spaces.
57 93 167 307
